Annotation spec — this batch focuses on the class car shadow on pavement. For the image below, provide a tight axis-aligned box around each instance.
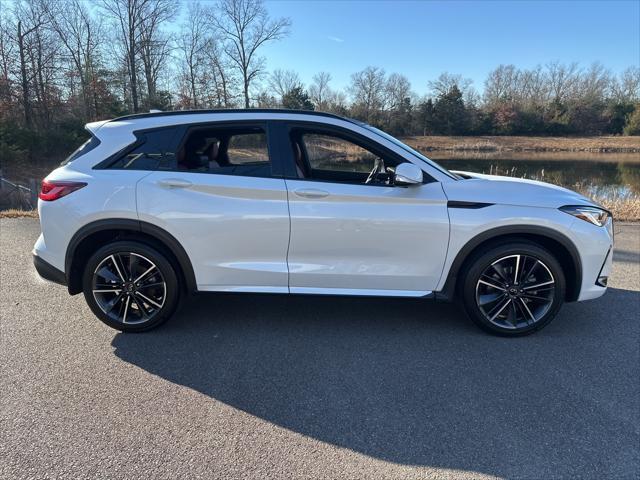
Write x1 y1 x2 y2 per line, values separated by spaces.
112 287 639 478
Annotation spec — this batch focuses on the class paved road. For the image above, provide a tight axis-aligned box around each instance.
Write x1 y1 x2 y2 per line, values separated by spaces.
1 218 638 480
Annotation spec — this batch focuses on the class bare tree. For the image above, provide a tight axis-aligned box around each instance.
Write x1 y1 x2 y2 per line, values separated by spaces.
28 7 60 127
212 0 290 108
545 61 580 103
612 66 640 103
576 62 612 103
203 38 236 107
9 0 48 128
385 73 411 110
308 71 331 109
99 0 148 112
0 9 18 120
178 0 209 108
429 72 473 97
41 0 103 120
484 64 519 105
349 66 386 123
518 66 548 108
254 88 277 108
138 0 175 108
268 68 300 101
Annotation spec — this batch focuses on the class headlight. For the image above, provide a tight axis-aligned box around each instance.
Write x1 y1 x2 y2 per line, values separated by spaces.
560 205 610 227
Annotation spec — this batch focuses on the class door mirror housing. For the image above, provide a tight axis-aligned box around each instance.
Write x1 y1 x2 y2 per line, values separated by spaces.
394 163 423 186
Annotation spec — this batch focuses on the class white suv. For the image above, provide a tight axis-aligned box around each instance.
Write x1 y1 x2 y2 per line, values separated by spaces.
33 110 613 335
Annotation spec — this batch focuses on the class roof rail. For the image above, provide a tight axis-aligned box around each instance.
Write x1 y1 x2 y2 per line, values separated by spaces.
109 108 358 124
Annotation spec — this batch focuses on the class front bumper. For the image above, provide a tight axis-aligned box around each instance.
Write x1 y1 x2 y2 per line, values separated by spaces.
33 254 67 287
572 217 614 301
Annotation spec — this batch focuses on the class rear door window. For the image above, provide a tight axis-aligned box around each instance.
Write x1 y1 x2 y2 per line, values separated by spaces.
173 125 272 178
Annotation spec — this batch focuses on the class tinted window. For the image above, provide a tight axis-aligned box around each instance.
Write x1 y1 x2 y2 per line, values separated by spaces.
291 128 400 186
175 126 271 178
108 128 176 170
61 135 100 166
303 133 381 173
227 133 269 165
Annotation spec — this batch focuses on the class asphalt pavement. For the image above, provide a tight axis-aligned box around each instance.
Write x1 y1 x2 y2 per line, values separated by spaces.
1 218 638 479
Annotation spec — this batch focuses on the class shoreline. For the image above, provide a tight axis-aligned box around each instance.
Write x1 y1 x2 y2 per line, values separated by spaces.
402 135 640 154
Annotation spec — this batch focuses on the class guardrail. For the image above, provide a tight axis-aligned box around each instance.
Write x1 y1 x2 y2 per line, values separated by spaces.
0 176 39 210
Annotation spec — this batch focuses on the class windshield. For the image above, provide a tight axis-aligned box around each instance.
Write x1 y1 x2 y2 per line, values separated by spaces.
361 124 459 180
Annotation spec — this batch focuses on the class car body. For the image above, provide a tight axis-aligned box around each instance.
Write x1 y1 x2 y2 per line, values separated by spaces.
33 109 614 335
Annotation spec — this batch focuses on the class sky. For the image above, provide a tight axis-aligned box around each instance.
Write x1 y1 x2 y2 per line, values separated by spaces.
255 0 640 95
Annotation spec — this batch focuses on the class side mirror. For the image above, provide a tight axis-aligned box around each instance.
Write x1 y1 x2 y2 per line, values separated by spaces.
394 163 423 186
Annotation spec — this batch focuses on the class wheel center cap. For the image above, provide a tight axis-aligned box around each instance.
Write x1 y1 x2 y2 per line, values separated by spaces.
509 287 518 295
124 282 135 293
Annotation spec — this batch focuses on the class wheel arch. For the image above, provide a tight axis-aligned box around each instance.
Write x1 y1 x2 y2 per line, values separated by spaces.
438 225 582 302
65 219 197 295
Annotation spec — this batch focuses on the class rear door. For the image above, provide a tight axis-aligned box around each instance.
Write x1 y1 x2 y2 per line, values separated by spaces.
136 122 290 293
281 123 450 296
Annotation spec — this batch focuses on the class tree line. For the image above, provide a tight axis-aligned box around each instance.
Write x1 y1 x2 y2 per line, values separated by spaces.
1 0 639 166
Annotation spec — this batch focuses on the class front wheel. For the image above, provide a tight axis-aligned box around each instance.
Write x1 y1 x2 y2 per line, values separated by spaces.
461 242 566 336
82 241 180 332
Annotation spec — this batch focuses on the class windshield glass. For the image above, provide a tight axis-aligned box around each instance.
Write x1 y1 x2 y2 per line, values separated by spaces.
361 124 459 180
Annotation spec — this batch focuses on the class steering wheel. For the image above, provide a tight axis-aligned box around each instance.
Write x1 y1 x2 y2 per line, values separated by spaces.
365 157 384 184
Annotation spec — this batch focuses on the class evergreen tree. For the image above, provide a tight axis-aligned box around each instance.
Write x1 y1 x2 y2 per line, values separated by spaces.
433 85 469 135
281 87 315 110
623 105 640 135
414 99 435 135
607 103 636 134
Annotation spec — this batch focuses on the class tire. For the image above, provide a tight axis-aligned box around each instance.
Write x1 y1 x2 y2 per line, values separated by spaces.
82 241 180 332
460 241 566 336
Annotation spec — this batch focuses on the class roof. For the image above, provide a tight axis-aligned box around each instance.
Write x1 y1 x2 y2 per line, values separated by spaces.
109 108 358 124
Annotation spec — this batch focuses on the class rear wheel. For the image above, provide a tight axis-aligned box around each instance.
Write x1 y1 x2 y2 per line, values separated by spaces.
82 241 180 332
461 242 566 336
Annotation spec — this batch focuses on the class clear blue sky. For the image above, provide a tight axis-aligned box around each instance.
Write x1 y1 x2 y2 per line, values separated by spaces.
259 0 640 95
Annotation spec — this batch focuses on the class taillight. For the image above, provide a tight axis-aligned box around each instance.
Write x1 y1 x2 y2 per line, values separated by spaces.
39 180 87 201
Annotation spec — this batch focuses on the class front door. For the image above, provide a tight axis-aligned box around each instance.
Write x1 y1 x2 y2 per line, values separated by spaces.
283 126 450 296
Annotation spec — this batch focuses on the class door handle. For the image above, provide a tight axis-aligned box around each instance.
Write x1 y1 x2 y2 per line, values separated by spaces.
158 178 192 189
294 188 329 199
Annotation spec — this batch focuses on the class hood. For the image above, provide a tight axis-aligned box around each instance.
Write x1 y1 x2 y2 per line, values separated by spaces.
444 170 597 209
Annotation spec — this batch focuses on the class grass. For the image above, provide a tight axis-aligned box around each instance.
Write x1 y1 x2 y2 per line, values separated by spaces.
403 135 640 153
0 209 38 218
598 198 640 222
572 187 640 222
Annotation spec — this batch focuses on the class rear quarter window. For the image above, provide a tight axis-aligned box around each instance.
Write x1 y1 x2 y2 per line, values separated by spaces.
61 135 101 166
105 127 178 171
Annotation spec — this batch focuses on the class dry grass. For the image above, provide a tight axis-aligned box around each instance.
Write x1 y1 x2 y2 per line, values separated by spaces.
403 135 640 153
0 209 38 218
586 197 640 222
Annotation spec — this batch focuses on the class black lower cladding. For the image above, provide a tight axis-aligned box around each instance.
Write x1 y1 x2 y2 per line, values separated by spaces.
33 254 67 286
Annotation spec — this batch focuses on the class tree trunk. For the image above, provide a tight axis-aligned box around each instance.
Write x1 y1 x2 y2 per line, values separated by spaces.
217 62 229 107
17 22 32 129
188 56 197 108
143 53 156 107
243 76 249 108
129 29 138 112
